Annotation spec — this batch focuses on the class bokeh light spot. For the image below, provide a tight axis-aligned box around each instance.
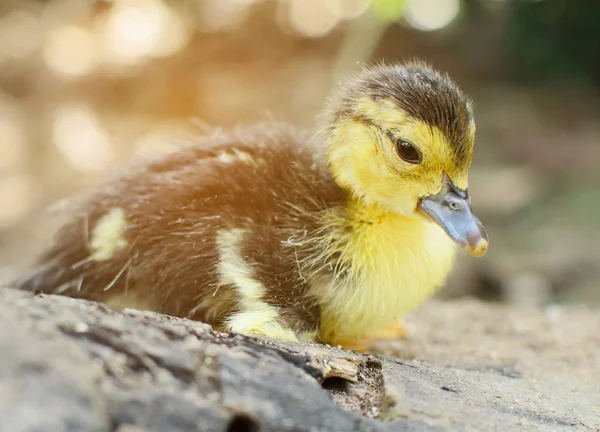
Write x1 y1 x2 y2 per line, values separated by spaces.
152 8 191 57
405 0 460 31
289 0 340 38
103 0 172 63
44 25 98 76
52 105 115 173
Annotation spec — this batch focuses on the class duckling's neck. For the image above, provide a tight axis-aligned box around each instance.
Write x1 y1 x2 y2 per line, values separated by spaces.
311 195 456 342
345 196 411 226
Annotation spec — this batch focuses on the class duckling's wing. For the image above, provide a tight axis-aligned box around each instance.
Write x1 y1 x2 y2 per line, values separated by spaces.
15 123 343 334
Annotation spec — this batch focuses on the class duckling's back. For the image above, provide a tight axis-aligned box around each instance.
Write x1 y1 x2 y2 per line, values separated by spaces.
17 123 346 335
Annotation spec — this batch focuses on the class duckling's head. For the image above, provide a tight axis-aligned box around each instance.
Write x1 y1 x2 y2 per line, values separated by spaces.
326 61 488 257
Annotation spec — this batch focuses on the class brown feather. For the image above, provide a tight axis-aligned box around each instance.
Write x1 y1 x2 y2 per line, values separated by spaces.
17 123 345 334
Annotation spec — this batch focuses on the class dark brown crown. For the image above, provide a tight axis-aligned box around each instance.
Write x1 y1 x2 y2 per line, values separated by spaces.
332 61 475 168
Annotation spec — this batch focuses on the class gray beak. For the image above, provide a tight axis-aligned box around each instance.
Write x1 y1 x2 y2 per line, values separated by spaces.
418 173 488 257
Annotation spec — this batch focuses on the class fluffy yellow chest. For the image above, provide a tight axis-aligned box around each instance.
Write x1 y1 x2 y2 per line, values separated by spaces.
312 208 456 342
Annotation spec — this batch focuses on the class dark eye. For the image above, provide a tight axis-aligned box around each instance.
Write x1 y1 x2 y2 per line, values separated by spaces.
395 139 421 164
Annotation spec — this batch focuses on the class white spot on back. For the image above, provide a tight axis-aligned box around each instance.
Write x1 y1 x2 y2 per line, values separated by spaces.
90 207 128 261
216 149 265 167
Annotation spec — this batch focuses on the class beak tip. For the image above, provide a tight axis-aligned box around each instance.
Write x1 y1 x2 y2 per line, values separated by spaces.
467 238 489 257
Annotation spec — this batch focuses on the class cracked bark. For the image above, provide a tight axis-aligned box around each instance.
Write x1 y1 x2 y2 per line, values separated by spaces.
0 287 597 432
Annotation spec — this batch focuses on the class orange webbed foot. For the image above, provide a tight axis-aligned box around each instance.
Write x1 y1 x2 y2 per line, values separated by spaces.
328 336 373 353
370 321 408 341
327 322 408 353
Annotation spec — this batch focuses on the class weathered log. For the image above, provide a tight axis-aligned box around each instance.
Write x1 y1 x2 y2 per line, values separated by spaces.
0 287 597 431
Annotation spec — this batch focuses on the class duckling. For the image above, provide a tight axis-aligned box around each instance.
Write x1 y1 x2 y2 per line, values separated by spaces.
16 61 488 350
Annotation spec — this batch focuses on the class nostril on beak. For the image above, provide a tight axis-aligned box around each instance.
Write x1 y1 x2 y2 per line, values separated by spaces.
448 200 463 211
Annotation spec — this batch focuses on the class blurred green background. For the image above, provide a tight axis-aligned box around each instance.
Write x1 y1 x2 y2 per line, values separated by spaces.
0 0 598 306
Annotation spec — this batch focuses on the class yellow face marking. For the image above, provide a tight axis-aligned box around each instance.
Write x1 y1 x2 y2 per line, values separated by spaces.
327 98 472 216
90 208 128 261
402 120 470 190
216 228 307 343
355 97 408 130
